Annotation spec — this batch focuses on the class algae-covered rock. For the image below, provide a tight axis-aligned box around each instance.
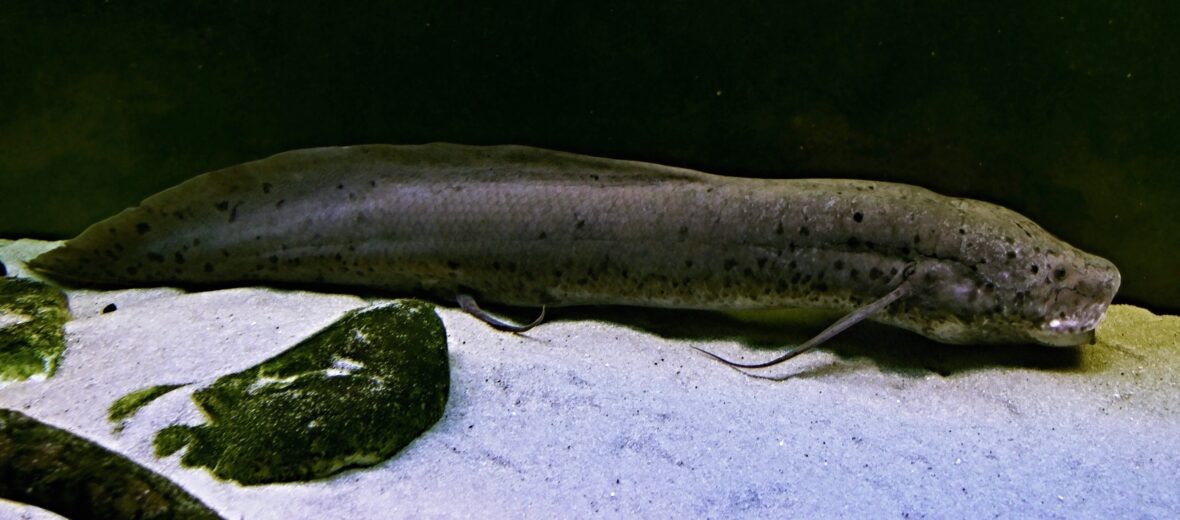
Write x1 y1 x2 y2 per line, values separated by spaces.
154 300 449 485
0 277 69 381
0 408 221 519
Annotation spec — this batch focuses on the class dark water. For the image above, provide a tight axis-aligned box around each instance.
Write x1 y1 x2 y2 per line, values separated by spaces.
2 1 1176 311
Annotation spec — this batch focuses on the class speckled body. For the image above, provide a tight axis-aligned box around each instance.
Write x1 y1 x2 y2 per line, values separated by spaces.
29 144 1120 346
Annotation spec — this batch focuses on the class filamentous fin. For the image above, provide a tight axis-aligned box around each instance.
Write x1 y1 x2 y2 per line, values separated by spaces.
457 294 545 333
694 265 915 373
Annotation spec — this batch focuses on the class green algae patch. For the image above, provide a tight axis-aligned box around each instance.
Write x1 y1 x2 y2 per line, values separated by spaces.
110 384 186 431
154 300 449 485
0 277 70 381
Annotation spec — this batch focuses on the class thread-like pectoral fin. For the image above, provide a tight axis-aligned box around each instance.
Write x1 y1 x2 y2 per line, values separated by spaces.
457 294 546 333
694 264 915 372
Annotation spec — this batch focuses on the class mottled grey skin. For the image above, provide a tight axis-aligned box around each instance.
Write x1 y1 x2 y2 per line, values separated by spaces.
28 144 1120 346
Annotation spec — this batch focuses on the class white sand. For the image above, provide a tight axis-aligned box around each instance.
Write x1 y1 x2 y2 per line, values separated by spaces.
2 239 1178 518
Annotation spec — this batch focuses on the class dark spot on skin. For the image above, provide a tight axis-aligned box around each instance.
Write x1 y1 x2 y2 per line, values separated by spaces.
890 267 898 276
136 223 151 235
1030 264 1040 274
869 267 883 280
853 212 863 223
834 260 845 270
229 202 241 223
1006 251 1016 260
147 252 164 263
723 258 738 271
1054 267 1067 281
215 201 229 212
369 180 377 187
262 183 272 194
204 263 214 273
799 226 810 236
102 303 117 314
336 184 344 190
775 222 784 235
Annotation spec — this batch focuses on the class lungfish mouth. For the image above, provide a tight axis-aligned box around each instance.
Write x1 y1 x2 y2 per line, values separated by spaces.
1027 298 1112 346
1028 323 1096 346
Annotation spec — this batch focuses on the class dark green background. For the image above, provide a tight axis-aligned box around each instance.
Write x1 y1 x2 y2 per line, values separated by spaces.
2 1 1176 312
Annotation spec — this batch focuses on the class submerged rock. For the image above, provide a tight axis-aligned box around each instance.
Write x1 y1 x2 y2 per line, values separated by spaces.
0 408 221 519
153 300 449 485
0 277 69 381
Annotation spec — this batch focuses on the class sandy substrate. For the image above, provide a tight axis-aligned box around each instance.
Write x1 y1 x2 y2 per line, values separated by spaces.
1 239 1178 518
